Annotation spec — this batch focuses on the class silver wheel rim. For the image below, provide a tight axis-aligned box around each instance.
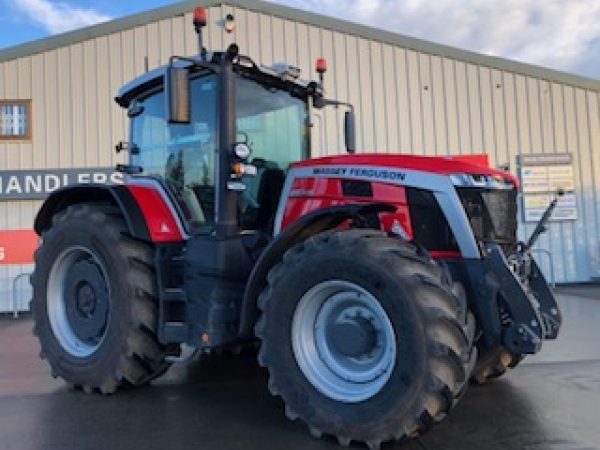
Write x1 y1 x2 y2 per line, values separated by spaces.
292 280 396 403
47 246 110 358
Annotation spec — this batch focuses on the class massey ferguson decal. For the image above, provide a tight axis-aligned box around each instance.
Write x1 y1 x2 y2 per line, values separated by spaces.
312 166 407 182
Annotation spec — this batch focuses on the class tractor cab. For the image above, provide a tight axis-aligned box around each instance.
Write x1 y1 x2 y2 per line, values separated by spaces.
115 51 316 236
112 7 357 241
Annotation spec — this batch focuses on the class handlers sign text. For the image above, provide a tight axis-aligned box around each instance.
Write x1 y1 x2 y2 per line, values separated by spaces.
0 168 124 201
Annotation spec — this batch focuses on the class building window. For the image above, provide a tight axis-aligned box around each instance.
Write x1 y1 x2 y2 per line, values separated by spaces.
0 100 31 140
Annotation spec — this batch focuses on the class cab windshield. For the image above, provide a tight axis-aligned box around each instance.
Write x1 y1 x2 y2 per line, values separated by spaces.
129 72 308 232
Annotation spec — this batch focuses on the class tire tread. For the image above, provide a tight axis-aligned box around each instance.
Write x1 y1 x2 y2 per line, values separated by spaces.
256 229 476 448
31 203 174 394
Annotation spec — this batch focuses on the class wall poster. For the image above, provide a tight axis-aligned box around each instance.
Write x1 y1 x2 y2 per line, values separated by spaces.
517 153 577 222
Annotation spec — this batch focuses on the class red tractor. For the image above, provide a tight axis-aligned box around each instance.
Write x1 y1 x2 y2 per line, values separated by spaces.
31 9 561 449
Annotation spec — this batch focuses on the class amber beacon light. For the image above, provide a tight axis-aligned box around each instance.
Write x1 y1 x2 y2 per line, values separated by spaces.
193 7 207 29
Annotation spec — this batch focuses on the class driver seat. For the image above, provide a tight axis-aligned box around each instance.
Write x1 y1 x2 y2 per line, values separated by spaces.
254 167 285 233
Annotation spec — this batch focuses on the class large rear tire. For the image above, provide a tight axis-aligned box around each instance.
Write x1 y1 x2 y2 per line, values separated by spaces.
255 230 475 449
31 203 173 394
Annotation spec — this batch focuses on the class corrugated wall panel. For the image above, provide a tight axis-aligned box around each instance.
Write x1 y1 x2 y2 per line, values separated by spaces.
381 44 399 153
43 51 59 167
541 81 556 153
121 29 136 87
332 33 350 152
239 9 256 57
320 29 339 155
500 72 517 169
467 64 484 154
82 40 100 164
443 59 458 154
343 35 360 155
590 93 600 278
456 63 471 153
70 44 85 168
96 37 113 165
393 48 410 152
134 26 148 73
171 15 186 59
109 33 125 159
1 3 600 311
406 50 422 154
58 47 73 167
4 60 19 169
479 67 495 159
282 19 298 63
357 38 374 152
295 22 311 77
309 28 323 154
491 70 507 168
146 22 161 70
370 42 387 152
430 56 447 156
158 19 174 64
564 89 590 280
577 89 600 278
419 53 435 156
29 54 44 165
558 88 582 282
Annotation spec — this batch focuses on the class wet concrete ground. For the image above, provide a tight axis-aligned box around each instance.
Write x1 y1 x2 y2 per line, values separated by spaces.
1 285 599 450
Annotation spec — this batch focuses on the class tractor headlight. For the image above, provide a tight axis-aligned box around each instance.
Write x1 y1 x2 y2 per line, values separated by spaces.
233 143 252 160
450 173 514 190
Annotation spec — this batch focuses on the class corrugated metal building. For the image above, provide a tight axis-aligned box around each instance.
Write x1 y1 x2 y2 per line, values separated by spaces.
0 0 599 312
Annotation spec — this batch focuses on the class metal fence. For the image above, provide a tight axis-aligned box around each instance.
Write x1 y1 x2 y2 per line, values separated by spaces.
0 272 32 317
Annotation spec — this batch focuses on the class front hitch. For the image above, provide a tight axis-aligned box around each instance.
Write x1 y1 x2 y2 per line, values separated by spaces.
479 242 562 354
517 189 564 339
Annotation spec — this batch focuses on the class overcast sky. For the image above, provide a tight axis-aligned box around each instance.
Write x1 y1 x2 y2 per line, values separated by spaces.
1 0 599 79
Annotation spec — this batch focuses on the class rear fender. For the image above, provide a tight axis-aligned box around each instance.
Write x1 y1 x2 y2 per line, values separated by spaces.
34 180 185 243
238 203 395 338
34 184 149 240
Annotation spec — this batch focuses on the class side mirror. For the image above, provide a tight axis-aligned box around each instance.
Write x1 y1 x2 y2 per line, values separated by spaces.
344 110 356 154
166 66 191 124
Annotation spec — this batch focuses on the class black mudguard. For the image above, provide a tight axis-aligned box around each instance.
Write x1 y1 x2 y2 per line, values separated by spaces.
34 184 151 241
237 203 396 338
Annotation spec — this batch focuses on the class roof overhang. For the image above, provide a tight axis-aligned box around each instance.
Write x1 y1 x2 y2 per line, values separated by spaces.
0 0 598 92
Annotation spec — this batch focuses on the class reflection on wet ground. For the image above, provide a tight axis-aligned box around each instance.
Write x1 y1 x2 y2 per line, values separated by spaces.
1 285 598 450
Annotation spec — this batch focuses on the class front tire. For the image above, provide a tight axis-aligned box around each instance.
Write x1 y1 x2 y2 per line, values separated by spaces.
256 230 475 448
31 203 173 393
471 346 523 384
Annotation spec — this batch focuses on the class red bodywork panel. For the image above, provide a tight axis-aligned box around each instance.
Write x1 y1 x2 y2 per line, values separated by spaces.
126 184 184 242
281 175 413 238
280 153 514 258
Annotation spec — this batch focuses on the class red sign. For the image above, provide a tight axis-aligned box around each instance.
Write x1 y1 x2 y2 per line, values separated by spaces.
0 230 38 264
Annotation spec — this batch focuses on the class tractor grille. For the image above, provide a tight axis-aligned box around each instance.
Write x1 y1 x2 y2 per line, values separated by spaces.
456 188 518 247
406 188 459 252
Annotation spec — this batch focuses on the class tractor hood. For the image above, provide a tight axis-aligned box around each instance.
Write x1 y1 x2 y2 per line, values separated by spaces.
291 153 519 188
